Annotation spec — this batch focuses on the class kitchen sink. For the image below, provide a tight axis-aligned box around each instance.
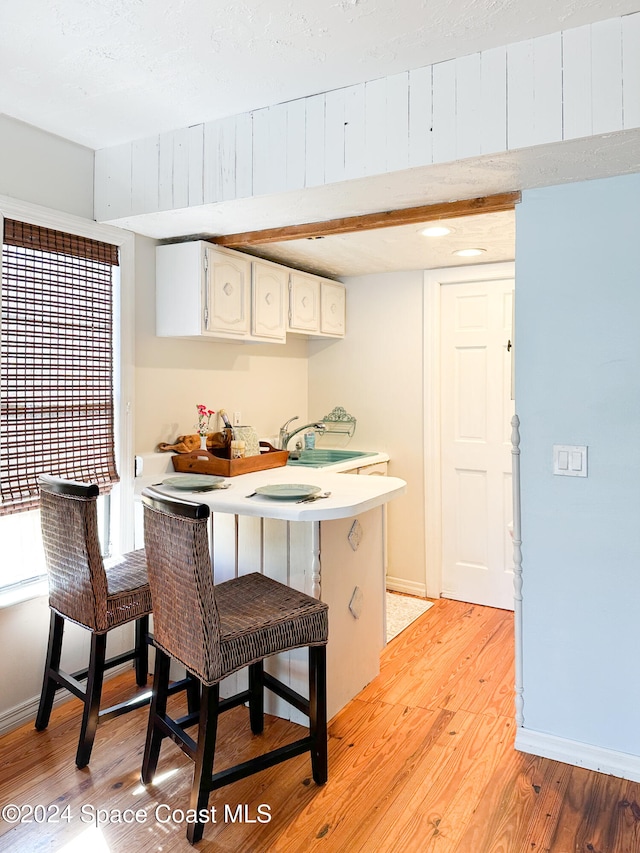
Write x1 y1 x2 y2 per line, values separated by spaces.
286 449 377 468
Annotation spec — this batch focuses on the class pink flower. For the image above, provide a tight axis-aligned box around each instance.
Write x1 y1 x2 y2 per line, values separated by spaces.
195 404 216 435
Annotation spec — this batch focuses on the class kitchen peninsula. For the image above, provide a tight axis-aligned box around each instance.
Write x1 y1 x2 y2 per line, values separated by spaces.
135 461 406 721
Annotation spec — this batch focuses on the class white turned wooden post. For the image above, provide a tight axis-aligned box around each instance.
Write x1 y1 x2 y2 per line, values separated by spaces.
310 521 321 600
511 414 524 727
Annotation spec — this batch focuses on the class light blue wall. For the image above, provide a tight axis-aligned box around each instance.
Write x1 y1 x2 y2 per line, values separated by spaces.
516 175 640 753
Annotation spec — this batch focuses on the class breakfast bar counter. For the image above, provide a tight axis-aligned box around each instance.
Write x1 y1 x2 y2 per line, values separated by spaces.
135 460 406 721
141 462 405 520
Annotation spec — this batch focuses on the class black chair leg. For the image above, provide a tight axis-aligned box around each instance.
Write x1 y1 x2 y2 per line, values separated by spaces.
135 615 149 687
35 612 65 732
248 661 264 735
309 645 328 785
187 684 219 846
141 649 171 784
76 632 107 769
186 672 201 716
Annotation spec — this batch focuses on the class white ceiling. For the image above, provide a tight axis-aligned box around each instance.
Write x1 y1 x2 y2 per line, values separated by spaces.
2 0 639 276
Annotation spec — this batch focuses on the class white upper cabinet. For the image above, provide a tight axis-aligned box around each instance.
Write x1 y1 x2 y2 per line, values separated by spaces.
251 260 287 342
320 280 346 337
156 241 250 340
288 272 346 338
288 272 320 332
206 248 251 338
156 241 344 342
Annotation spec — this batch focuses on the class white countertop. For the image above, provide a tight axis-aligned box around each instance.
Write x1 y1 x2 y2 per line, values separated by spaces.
135 456 405 522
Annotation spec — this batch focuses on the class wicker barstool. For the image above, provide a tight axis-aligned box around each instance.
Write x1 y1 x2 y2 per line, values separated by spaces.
35 474 153 768
140 488 329 845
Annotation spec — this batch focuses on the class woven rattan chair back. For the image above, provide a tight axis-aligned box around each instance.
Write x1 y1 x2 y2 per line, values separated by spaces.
39 476 109 632
142 493 224 683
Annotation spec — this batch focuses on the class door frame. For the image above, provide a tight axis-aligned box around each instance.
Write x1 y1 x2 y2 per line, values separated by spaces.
423 261 515 599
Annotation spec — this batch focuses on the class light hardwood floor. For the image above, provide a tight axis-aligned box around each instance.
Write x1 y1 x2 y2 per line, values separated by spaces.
1 598 639 852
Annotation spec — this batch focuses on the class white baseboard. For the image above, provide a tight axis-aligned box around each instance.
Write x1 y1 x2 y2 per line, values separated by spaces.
515 726 640 783
385 575 427 597
0 662 135 737
0 694 43 736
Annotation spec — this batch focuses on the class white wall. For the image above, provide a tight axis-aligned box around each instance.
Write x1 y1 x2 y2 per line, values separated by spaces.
516 174 640 765
0 115 93 219
132 234 311 452
308 271 427 594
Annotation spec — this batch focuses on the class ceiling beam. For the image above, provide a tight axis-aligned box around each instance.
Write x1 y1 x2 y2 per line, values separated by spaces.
211 192 521 248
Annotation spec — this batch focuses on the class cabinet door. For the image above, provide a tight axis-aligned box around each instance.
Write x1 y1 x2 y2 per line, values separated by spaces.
320 281 346 336
205 248 251 337
357 462 388 476
288 272 320 332
252 261 287 341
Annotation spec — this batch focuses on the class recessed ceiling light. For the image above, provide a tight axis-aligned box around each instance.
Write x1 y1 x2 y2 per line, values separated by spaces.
421 225 453 237
453 248 487 257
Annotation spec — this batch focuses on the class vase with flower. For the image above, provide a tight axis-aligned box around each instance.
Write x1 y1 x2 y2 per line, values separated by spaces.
196 404 215 450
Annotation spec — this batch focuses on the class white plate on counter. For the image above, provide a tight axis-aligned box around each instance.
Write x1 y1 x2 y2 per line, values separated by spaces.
254 484 320 501
161 475 226 491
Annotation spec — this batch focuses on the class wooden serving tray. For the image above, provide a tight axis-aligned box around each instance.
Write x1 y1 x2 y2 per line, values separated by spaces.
171 442 289 477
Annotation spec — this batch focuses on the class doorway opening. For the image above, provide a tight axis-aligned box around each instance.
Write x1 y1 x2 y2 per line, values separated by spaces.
424 261 515 610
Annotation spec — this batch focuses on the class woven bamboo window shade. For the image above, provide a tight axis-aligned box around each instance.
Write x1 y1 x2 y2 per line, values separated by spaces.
0 219 120 516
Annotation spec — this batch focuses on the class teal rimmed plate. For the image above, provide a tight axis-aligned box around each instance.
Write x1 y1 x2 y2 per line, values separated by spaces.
161 475 225 491
254 484 320 501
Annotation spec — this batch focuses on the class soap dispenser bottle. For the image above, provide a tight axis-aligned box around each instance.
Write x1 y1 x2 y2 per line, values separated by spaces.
304 430 316 450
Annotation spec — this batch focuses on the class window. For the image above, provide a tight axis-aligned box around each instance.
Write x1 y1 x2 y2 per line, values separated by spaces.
0 212 132 592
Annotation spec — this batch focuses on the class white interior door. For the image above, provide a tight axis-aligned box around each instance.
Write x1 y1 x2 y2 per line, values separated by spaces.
440 277 515 610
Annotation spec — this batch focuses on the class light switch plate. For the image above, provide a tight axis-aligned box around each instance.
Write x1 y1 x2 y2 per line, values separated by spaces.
553 445 588 477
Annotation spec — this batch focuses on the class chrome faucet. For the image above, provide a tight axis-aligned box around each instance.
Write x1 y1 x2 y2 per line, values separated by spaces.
278 416 327 450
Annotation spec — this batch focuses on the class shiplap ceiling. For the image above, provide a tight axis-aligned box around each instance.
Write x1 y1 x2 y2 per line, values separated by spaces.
2 0 637 275
236 210 515 276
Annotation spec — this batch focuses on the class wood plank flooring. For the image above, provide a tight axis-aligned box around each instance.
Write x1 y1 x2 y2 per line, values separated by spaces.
1 598 639 852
